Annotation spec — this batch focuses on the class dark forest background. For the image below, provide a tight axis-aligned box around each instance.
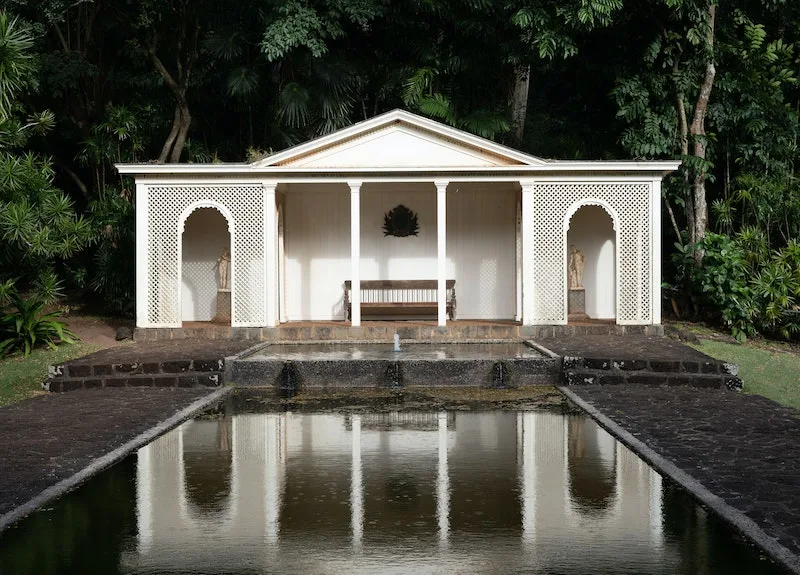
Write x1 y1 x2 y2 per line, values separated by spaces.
1 0 799 341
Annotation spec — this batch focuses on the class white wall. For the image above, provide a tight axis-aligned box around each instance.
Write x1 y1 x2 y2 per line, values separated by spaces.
360 183 437 280
447 183 516 319
285 185 350 321
567 205 616 319
284 183 516 321
181 208 230 322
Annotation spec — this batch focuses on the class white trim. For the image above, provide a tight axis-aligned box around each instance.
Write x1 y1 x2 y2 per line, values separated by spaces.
436 181 448 326
135 183 149 327
251 109 547 167
349 181 362 326
116 162 682 176
177 201 236 327
126 175 675 186
263 182 278 327
563 198 620 324
651 179 662 324
521 180 535 325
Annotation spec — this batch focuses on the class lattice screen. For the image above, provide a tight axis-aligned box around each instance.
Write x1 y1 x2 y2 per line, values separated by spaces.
532 183 651 324
146 185 265 326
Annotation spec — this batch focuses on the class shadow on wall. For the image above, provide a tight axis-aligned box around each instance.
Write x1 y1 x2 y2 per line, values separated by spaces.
181 208 231 322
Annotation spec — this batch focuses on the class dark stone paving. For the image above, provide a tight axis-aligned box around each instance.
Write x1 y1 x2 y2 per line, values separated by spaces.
567 386 800 564
541 334 712 361
0 388 213 517
65 339 255 366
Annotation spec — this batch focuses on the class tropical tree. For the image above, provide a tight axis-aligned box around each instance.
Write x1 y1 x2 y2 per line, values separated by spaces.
0 11 91 302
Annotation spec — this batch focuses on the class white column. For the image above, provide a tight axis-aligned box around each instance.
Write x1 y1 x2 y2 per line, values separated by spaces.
264 182 278 327
435 181 448 326
265 414 281 546
515 197 522 322
351 414 363 550
520 181 535 325
135 182 149 327
651 179 662 324
436 412 450 549
521 412 536 545
349 182 362 326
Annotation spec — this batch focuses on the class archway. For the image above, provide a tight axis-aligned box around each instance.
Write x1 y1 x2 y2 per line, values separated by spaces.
566 204 616 320
180 207 232 323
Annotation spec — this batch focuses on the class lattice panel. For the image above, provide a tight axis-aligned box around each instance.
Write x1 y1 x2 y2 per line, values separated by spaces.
146 185 265 326
532 183 651 324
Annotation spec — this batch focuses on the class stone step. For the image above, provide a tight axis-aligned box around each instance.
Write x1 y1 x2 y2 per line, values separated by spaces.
562 356 737 376
44 371 224 392
562 368 742 391
48 357 227 380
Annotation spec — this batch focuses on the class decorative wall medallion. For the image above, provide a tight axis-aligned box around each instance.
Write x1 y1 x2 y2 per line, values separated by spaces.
383 204 419 237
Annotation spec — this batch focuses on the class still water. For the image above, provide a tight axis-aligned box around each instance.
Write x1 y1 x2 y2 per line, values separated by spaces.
0 411 783 574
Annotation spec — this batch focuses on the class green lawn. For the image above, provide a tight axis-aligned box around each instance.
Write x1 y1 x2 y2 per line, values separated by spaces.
691 340 800 410
0 343 101 407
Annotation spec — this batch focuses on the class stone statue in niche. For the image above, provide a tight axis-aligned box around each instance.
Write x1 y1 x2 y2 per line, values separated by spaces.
568 245 585 289
216 247 231 290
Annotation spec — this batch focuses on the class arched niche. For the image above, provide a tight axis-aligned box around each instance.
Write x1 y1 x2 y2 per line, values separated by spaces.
179 205 233 323
565 202 617 320
567 415 617 516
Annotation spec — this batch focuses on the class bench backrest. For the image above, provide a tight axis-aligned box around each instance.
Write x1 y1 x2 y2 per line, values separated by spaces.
344 280 455 304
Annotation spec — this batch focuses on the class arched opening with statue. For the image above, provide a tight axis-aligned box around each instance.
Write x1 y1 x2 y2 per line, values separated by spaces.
565 202 617 322
180 205 233 325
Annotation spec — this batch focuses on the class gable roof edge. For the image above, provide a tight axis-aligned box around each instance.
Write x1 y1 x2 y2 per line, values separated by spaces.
251 109 547 168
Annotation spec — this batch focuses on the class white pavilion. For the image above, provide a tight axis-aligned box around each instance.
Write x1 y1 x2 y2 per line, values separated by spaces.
116 109 679 337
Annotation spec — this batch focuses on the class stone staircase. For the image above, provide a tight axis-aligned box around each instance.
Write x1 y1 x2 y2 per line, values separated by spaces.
560 356 743 390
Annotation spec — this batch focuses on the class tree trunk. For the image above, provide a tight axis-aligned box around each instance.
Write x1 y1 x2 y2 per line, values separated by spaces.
687 3 717 263
158 105 183 163
510 65 530 142
170 106 191 163
147 11 198 164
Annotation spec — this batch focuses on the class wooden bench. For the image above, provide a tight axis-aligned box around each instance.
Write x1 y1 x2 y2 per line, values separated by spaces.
344 280 456 321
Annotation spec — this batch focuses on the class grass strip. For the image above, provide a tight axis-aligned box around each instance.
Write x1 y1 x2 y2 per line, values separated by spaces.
691 340 800 410
0 343 102 407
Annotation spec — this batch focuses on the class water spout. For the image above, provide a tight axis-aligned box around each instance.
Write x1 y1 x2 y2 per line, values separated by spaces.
393 332 401 352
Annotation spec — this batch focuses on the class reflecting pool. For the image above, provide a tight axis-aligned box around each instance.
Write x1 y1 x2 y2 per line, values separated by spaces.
0 411 784 574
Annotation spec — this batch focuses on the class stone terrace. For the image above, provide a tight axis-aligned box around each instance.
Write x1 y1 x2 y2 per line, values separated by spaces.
564 386 800 574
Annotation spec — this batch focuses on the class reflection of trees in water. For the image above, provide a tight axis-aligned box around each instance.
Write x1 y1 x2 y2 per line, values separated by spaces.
0 457 137 575
660 482 778 575
567 416 616 515
183 417 233 515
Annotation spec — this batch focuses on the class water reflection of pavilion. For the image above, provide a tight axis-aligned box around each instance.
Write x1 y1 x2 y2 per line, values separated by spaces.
127 411 676 573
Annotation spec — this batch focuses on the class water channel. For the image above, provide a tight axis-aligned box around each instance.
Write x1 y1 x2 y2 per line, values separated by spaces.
0 410 784 574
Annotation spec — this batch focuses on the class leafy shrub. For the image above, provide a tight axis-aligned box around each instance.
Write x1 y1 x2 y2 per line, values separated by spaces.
670 233 754 340
671 233 800 341
0 286 75 357
749 241 800 340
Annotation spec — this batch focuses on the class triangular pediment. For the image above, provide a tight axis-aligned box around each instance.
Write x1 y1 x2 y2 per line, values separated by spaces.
253 110 546 169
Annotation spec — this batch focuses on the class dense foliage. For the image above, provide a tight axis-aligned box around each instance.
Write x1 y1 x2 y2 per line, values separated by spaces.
0 0 796 340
